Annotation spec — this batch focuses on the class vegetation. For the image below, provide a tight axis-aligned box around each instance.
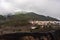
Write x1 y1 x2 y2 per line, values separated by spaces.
0 12 59 21
0 12 59 33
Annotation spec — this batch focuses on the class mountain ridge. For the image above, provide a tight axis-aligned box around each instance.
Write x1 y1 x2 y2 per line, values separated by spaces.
25 12 59 21
0 12 59 21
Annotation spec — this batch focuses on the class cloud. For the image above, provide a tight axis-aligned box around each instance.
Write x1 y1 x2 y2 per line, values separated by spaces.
0 0 60 19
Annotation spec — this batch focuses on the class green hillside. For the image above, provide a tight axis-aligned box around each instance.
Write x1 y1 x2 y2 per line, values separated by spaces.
13 12 59 21
0 12 59 26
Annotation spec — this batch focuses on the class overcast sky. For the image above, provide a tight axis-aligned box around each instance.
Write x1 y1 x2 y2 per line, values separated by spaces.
0 0 60 19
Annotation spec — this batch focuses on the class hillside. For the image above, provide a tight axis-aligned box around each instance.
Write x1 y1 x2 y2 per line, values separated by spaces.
0 12 59 21
0 12 59 34
0 12 59 26
26 12 59 21
13 12 59 21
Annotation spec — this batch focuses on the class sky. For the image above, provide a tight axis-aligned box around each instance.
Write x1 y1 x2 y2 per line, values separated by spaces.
0 0 60 19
